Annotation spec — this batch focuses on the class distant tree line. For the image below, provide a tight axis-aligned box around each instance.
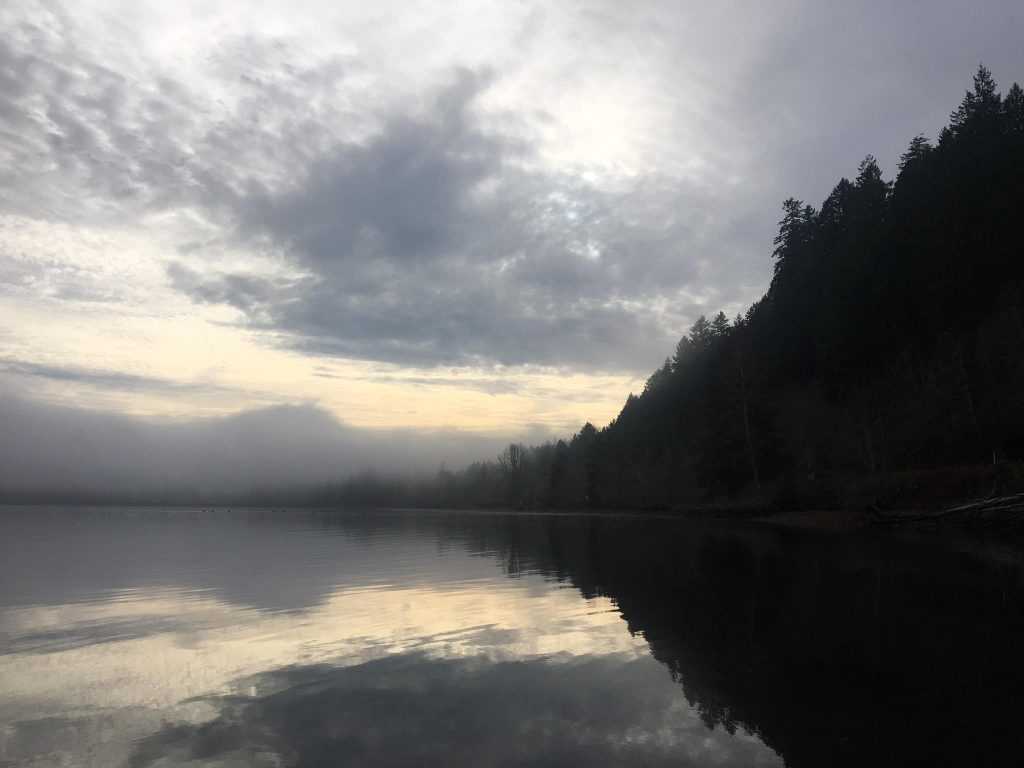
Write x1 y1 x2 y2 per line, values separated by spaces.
318 66 1024 512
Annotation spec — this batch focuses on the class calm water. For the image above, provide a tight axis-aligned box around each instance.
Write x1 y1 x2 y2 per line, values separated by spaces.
2 508 1024 767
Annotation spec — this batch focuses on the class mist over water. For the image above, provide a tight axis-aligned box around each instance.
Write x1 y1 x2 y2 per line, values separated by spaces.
2 508 1024 767
0 393 547 501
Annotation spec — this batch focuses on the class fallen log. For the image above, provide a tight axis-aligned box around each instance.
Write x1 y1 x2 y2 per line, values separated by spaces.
871 493 1024 526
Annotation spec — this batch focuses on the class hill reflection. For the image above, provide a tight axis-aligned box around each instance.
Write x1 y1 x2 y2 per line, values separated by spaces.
374 512 1024 767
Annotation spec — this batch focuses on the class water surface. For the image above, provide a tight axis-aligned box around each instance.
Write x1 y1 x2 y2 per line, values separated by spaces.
2 507 1023 766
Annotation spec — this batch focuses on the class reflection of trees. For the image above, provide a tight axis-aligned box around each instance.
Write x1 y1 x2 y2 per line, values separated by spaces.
558 522 1024 767
326 512 1024 768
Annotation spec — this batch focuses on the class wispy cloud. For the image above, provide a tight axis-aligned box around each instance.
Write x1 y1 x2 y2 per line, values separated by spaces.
0 357 241 396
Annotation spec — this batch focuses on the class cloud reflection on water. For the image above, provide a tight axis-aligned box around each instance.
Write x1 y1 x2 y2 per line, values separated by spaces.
0 581 644 714
128 652 777 768
0 509 786 767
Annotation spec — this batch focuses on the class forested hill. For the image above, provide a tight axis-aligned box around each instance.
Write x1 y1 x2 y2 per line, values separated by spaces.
327 66 1024 512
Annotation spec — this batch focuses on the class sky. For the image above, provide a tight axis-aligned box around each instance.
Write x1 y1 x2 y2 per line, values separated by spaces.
1 0 1023 483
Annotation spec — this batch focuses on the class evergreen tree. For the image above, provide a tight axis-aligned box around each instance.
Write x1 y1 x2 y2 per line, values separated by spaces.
1005 83 1024 133
689 315 714 349
949 64 1002 136
897 135 932 178
711 312 731 338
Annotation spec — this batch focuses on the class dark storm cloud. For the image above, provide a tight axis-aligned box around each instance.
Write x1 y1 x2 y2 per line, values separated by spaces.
237 68 511 266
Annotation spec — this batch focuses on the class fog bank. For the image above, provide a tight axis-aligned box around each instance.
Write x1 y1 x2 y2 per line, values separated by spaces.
0 392 548 502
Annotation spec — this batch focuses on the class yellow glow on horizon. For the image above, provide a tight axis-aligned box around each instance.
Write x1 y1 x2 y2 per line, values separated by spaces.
0 290 642 433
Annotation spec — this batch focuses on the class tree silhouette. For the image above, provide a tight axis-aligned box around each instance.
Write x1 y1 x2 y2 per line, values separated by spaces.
315 65 1024 513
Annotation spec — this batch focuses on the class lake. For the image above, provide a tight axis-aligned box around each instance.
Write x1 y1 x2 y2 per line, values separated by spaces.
2 507 1023 767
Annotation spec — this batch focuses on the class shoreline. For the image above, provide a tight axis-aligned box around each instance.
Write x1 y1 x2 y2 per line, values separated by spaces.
4 494 1024 533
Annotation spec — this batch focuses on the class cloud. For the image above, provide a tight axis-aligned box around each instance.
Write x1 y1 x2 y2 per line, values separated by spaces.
1 615 194 655
3 0 1023 383
0 357 244 396
0 5 196 222
127 652 776 768
353 372 524 396
0 5 358 227
167 70 718 371
0 7 726 372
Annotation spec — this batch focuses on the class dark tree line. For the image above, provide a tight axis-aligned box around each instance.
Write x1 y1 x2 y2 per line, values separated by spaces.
323 66 1024 511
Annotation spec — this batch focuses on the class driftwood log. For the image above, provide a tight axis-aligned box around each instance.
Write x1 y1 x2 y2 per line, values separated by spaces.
872 493 1024 526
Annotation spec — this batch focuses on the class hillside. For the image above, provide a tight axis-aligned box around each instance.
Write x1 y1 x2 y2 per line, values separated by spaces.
328 65 1024 513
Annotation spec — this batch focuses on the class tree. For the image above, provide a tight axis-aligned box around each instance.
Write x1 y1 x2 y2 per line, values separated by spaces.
771 198 815 280
689 315 714 349
711 312 731 339
1005 83 1024 133
644 358 674 394
897 135 932 179
673 335 694 370
949 64 1002 137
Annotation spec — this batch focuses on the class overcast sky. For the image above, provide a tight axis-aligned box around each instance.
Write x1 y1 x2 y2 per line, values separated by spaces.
2 1 1023 455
